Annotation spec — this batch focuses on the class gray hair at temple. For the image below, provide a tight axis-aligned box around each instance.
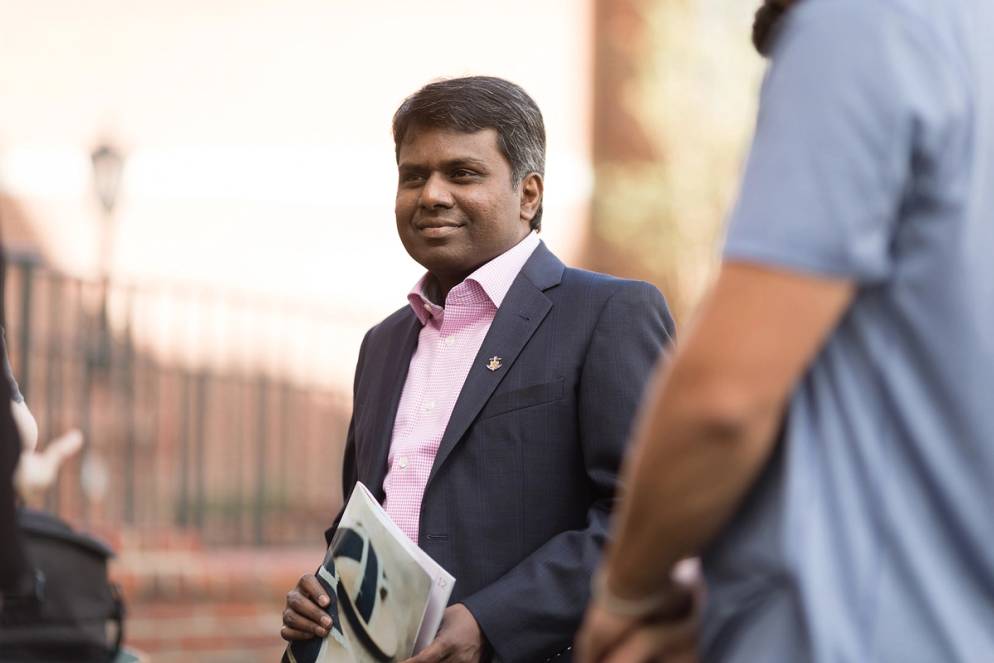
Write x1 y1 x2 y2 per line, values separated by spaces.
392 76 546 231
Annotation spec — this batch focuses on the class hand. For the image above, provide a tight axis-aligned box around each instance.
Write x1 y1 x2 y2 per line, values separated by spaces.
576 559 702 663
403 603 486 663
575 604 640 663
281 573 334 641
576 603 697 663
14 428 83 498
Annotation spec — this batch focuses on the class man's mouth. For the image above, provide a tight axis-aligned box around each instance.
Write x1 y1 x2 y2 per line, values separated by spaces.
414 219 464 239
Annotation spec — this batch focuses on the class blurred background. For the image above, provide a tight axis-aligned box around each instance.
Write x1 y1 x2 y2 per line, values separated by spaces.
1 1 762 660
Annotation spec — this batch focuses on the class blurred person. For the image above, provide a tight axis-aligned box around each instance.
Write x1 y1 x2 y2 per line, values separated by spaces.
0 253 28 595
1 327 84 595
2 331 84 500
281 76 675 662
577 0 994 661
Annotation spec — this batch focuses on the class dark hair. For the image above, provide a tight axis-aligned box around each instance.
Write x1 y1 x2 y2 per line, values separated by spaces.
392 76 546 231
753 0 796 56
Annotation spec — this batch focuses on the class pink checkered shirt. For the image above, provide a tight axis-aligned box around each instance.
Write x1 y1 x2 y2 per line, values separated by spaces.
383 232 541 543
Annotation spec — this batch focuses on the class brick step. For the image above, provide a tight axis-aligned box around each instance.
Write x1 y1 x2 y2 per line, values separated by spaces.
110 546 324 662
126 601 285 656
112 546 324 602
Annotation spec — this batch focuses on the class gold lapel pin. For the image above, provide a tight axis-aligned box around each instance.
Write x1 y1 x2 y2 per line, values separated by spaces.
486 356 503 372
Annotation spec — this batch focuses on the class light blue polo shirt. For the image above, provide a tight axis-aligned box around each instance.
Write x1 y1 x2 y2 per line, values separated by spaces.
703 1 994 661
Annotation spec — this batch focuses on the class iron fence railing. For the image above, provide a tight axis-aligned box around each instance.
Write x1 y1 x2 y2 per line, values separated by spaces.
4 250 351 547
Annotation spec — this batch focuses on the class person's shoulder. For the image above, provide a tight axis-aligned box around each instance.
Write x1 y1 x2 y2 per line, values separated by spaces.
560 266 668 310
561 265 660 293
788 0 904 20
784 0 948 43
362 305 417 348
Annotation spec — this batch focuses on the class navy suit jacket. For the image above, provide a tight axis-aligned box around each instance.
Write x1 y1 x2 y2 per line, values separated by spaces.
326 242 675 662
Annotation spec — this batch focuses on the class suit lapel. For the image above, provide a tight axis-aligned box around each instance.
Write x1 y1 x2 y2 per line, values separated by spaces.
362 312 421 502
426 243 564 486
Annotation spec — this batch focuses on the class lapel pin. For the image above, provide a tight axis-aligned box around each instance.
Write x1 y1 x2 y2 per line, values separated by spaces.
486 356 503 372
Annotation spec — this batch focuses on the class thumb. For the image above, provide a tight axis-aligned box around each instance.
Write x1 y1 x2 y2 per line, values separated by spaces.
39 429 84 468
403 637 448 663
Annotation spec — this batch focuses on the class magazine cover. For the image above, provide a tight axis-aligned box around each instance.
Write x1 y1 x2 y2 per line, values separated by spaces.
283 483 454 663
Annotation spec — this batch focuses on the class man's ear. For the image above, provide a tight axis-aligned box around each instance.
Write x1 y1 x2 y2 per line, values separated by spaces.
519 173 544 223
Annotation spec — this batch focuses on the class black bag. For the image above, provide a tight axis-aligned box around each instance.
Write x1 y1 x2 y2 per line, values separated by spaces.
0 508 124 662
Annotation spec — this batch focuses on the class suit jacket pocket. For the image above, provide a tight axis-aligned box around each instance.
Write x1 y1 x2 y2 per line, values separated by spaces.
478 377 565 420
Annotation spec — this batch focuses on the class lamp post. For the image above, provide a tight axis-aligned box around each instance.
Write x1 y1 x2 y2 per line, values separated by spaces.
77 142 125 524
89 142 124 370
91 143 124 280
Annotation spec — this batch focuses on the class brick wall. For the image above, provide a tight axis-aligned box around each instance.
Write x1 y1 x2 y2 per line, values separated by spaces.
113 544 325 661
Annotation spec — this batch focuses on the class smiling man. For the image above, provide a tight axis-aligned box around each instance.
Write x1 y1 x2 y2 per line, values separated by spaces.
280 76 675 662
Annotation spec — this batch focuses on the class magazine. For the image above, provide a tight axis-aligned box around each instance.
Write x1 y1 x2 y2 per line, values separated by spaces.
282 482 455 663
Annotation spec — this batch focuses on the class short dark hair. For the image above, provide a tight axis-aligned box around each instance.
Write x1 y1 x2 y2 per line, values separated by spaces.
753 0 796 56
392 76 546 231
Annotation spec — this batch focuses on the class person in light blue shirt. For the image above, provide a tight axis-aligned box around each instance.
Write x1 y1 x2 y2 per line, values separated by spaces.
578 1 994 661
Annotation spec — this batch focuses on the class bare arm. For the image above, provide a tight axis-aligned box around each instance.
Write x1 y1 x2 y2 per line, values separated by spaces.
606 262 853 596
577 262 855 661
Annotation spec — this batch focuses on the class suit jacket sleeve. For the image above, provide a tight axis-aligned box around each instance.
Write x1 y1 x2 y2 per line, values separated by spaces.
461 281 676 661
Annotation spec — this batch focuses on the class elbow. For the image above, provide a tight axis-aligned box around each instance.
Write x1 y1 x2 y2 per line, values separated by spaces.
667 380 781 447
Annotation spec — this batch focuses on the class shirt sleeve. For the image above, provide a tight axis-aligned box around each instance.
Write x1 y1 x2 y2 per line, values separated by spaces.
724 0 946 283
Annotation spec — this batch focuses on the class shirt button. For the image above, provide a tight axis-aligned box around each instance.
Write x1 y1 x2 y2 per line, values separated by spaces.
444 336 455 347
398 456 409 469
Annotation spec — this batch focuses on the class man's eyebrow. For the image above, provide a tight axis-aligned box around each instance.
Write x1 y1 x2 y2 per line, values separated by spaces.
397 158 489 170
442 158 489 170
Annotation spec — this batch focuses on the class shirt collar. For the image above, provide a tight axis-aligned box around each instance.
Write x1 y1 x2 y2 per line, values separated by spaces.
407 231 541 325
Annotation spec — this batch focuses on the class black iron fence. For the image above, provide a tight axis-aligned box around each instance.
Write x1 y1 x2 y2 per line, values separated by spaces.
4 250 352 547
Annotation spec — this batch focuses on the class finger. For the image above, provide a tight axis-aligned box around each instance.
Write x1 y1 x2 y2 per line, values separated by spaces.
602 619 698 663
575 624 609 663
658 611 699 653
402 638 449 663
283 607 329 637
575 607 637 663
281 624 317 642
298 573 332 608
285 592 332 633
40 430 84 467
602 629 658 663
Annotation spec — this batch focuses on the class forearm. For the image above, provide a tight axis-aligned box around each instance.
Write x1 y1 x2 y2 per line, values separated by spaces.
603 364 784 599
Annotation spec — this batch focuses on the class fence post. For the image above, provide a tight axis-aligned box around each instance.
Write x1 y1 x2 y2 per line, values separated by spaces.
44 270 64 514
122 309 137 525
254 374 268 546
193 370 208 533
176 370 191 527
17 259 35 401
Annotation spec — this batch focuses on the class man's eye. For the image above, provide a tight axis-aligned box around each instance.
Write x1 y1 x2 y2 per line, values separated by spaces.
400 173 425 184
451 169 477 180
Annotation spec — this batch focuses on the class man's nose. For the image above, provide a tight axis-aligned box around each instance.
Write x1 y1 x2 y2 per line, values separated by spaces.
419 173 454 209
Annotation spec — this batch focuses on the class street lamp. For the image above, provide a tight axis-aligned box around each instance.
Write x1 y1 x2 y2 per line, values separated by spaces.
91 143 124 261
89 142 125 369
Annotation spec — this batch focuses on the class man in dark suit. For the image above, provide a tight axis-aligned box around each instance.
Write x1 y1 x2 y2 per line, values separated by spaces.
281 76 674 662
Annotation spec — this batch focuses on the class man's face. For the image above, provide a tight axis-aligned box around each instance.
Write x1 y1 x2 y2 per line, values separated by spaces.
395 126 539 292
